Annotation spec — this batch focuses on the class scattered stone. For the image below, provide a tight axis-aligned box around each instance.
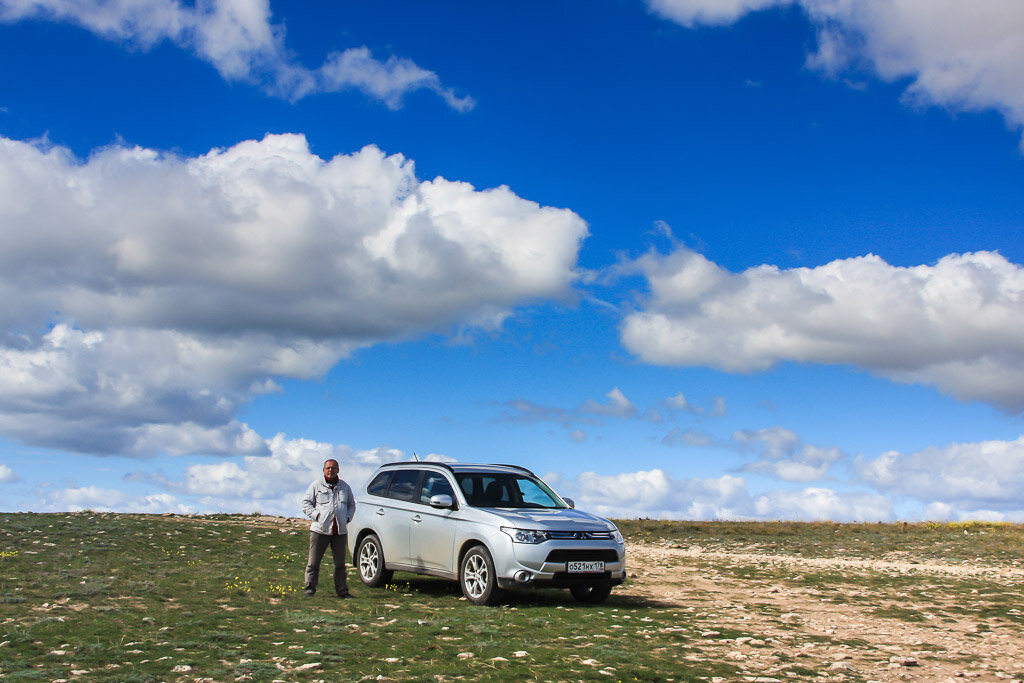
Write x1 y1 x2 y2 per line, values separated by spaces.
294 663 321 671
456 652 474 659
889 656 919 667
172 665 192 673
512 651 528 657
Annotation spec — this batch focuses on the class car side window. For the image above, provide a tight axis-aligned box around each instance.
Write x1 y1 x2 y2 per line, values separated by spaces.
387 469 421 502
419 472 455 505
366 471 393 497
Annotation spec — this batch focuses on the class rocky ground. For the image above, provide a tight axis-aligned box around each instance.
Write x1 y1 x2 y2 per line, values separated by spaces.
622 540 1024 682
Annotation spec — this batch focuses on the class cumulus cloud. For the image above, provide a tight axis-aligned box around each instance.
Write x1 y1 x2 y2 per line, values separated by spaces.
547 467 890 521
0 464 18 483
127 434 421 514
754 487 892 522
0 0 473 110
648 0 1024 147
735 427 845 482
855 436 1024 519
35 486 193 514
554 469 752 520
27 434 450 514
0 133 587 456
647 0 785 27
621 247 1024 412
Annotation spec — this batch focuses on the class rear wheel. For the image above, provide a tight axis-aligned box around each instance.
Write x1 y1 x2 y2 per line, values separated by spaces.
459 545 504 605
570 583 612 604
356 534 393 587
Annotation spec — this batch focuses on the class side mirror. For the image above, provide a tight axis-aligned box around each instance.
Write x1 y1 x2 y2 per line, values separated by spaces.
429 494 454 509
562 497 575 509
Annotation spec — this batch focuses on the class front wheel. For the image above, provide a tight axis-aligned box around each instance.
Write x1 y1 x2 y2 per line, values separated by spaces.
459 545 504 605
570 583 612 604
356 534 393 587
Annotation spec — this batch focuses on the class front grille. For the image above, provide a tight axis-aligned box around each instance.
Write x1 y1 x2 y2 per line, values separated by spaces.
547 530 614 540
545 549 620 563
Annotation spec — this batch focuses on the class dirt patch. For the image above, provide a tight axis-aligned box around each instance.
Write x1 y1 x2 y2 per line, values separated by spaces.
622 541 1024 682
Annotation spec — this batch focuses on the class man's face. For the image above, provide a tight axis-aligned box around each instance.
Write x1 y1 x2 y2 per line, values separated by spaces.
323 461 340 482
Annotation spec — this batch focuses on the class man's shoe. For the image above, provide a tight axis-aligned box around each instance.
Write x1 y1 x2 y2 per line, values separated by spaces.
304 589 315 597
337 591 353 599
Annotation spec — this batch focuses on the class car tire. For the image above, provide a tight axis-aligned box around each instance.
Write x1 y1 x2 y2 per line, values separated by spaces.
459 545 504 606
356 534 393 588
569 583 612 604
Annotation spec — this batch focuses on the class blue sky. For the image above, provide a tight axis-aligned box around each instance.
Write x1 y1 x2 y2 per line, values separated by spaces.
2 0 1023 522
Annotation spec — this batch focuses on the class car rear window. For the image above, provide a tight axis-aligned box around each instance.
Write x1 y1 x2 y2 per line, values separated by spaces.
366 471 393 497
387 469 421 502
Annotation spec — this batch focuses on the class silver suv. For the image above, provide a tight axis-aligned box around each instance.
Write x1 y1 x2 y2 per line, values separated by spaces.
347 462 626 605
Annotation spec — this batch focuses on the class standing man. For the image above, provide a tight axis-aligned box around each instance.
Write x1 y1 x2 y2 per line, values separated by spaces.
301 459 356 598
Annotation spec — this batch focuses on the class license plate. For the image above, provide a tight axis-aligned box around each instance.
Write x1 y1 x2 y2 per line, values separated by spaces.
567 561 605 573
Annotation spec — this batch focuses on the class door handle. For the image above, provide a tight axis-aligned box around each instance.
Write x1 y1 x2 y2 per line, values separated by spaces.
375 508 385 516
411 515 422 523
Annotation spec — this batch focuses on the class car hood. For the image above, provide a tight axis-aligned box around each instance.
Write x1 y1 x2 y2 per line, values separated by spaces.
485 507 614 531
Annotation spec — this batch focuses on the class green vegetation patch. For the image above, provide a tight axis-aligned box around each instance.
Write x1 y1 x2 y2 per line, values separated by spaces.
0 512 740 682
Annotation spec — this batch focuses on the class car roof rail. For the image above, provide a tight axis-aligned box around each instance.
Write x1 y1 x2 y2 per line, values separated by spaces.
492 463 535 476
381 460 455 473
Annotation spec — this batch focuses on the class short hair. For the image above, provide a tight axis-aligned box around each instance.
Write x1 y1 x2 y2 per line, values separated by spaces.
323 459 339 468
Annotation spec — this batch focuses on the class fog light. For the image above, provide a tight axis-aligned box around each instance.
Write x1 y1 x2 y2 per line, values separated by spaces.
513 570 533 583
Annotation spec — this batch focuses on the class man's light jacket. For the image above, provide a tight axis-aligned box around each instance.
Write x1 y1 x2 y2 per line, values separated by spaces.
301 476 356 535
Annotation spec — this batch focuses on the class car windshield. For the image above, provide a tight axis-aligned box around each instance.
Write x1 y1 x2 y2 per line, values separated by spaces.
456 473 566 509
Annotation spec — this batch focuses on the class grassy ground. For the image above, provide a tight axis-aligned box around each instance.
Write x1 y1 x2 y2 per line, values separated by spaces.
1 513 1022 682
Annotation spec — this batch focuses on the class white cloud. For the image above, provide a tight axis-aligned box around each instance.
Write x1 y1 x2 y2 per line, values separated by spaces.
554 468 752 520
647 0 785 27
549 467 894 521
317 47 474 112
622 248 1024 412
0 133 587 455
735 427 845 482
662 392 726 417
36 485 193 514
166 435 405 513
648 0 1024 147
118 435 450 515
0 464 18 483
580 387 637 418
0 0 473 110
754 487 893 522
855 436 1024 516
662 427 714 447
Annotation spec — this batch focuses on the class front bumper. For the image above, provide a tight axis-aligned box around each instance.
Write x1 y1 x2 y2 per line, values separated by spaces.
492 537 627 589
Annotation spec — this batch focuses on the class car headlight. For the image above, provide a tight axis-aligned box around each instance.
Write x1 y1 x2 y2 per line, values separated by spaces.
611 527 624 544
501 527 550 544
